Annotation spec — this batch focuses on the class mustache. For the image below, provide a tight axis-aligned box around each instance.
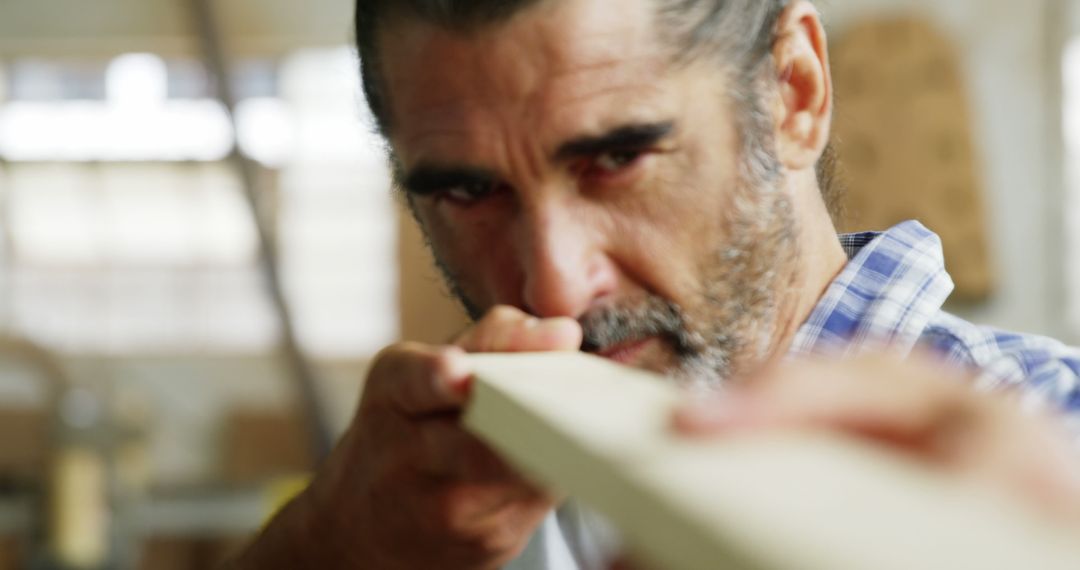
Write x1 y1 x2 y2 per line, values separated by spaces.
578 296 692 355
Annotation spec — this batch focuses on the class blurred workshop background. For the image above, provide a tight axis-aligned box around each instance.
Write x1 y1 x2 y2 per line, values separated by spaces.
0 0 1077 568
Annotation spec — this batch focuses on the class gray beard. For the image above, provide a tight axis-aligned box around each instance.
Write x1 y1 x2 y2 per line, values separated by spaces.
578 178 798 389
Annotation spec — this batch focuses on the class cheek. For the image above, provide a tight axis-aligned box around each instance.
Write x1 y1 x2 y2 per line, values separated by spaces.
416 204 521 303
611 160 730 282
608 211 702 302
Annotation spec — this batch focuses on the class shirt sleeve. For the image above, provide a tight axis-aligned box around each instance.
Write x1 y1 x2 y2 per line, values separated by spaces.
919 316 1080 441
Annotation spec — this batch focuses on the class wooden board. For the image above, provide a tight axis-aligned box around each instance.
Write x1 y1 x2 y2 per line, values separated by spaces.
831 17 994 302
464 353 1080 570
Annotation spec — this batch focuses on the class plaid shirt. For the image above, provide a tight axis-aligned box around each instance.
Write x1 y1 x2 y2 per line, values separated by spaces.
791 220 1080 432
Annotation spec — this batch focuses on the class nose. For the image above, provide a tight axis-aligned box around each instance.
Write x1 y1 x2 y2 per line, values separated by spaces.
519 203 618 319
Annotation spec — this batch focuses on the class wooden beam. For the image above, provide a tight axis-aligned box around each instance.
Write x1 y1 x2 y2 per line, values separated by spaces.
464 353 1080 570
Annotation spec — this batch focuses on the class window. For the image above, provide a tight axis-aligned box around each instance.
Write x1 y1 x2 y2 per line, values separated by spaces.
6 58 108 101
0 48 398 357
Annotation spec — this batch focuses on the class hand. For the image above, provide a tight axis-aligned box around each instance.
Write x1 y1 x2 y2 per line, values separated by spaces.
230 306 581 570
673 354 1080 522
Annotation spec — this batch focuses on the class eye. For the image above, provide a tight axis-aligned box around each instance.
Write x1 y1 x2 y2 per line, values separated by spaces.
583 149 646 180
442 181 499 205
596 150 642 172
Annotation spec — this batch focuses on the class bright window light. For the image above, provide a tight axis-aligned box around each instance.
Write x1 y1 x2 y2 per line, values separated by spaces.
106 53 168 109
280 47 385 164
0 49 398 357
8 164 257 267
0 52 234 162
0 99 234 162
236 97 294 167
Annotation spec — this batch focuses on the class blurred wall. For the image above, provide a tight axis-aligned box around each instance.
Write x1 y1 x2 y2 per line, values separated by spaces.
60 354 367 485
398 206 470 345
1073 1 1080 45
822 0 1072 341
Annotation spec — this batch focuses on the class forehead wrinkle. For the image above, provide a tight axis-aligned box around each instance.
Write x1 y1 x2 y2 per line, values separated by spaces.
383 21 548 133
530 65 672 146
541 58 666 109
401 127 504 170
535 15 666 83
386 0 674 169
512 0 665 103
395 93 507 159
547 50 659 77
544 84 670 133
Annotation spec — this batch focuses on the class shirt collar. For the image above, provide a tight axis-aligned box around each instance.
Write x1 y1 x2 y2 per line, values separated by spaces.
788 220 955 358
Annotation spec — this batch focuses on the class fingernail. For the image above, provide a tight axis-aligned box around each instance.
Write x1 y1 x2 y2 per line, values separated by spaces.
439 347 472 395
538 317 580 335
532 316 563 327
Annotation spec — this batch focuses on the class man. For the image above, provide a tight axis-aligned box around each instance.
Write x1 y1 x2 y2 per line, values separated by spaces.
227 0 1080 568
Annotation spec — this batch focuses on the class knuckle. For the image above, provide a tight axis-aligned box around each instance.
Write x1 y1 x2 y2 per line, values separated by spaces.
433 486 475 535
486 305 526 326
377 342 440 374
431 486 533 565
479 515 528 554
466 306 532 351
371 342 425 372
365 342 443 407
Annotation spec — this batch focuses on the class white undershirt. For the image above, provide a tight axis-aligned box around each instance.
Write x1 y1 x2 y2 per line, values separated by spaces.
505 501 622 570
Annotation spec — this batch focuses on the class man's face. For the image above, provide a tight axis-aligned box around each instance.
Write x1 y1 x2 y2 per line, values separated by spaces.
379 0 798 384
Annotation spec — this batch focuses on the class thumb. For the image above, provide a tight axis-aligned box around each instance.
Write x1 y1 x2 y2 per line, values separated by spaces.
456 306 582 353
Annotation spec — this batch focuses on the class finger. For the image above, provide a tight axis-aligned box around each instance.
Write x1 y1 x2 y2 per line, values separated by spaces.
366 343 473 416
454 306 529 350
675 356 971 441
671 391 760 435
456 305 582 353
760 356 972 438
436 480 553 531
973 413 1080 521
417 415 535 484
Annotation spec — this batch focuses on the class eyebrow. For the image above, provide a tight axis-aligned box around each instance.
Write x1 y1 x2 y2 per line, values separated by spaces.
400 165 501 196
554 120 677 162
399 120 677 194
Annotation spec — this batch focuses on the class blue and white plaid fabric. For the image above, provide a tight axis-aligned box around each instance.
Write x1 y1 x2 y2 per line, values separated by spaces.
790 220 1080 431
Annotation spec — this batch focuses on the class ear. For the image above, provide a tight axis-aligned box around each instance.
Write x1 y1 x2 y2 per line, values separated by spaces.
770 0 832 171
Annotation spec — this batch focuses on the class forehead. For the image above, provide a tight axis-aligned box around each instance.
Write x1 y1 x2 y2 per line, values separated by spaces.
378 0 680 160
